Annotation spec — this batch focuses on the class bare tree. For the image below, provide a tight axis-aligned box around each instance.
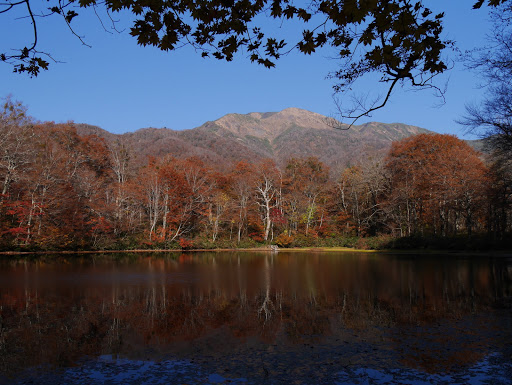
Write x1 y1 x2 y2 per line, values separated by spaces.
0 97 34 201
255 161 280 242
460 3 512 155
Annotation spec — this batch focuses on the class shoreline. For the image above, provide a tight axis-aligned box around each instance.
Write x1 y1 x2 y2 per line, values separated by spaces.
0 247 511 257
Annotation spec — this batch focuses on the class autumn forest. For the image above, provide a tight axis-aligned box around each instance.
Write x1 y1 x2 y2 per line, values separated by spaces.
1 99 511 252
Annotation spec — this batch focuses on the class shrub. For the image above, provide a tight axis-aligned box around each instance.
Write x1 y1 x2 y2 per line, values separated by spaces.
236 238 261 249
354 235 394 250
275 232 294 248
248 232 264 242
292 234 318 247
179 238 194 250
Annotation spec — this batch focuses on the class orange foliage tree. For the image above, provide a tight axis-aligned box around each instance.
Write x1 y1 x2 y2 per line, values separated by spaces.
385 134 488 237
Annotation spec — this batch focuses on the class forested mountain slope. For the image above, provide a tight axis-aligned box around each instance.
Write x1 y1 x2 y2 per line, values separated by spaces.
76 108 435 170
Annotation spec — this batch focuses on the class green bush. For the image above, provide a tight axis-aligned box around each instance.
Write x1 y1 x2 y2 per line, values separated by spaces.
106 234 147 250
354 235 393 250
236 238 262 248
291 234 318 247
312 235 358 248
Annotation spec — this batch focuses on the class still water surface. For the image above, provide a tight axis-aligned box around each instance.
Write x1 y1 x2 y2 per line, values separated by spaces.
0 251 511 384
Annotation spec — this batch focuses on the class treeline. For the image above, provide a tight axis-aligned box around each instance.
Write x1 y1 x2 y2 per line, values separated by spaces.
1 100 511 251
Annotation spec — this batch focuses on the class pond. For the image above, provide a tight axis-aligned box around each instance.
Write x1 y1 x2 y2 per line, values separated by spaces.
0 251 511 384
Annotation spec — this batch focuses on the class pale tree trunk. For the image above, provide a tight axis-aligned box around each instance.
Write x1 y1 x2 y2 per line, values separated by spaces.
236 192 249 243
109 143 130 228
161 193 169 238
148 178 160 241
256 175 276 242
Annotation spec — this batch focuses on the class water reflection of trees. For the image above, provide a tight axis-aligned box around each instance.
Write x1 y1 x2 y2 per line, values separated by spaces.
0 253 510 377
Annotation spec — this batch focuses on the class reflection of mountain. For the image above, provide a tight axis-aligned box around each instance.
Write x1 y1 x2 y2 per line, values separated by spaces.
0 253 511 381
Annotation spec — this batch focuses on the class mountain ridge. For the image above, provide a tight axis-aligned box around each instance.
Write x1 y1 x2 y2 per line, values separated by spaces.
74 108 457 171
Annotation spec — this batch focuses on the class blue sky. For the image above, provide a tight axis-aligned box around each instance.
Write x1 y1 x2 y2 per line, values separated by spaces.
0 2 493 137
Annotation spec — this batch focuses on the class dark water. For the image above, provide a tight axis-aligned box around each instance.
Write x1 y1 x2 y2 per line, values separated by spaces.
0 251 511 384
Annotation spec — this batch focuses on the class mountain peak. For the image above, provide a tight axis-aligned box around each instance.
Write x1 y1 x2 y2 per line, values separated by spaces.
210 107 333 139
277 107 317 115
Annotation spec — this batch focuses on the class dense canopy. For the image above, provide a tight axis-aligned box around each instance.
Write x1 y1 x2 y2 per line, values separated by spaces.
1 99 510 251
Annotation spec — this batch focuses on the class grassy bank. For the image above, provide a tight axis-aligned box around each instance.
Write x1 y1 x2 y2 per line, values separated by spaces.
1 233 512 255
1 247 512 259
0 234 512 254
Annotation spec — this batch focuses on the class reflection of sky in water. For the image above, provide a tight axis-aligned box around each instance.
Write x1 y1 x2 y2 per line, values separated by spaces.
26 356 248 384
11 353 512 384
335 353 512 385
